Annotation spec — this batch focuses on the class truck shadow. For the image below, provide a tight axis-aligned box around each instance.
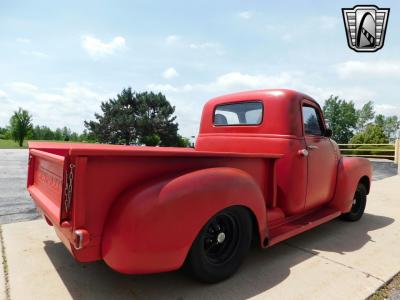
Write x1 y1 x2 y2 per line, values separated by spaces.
43 213 394 300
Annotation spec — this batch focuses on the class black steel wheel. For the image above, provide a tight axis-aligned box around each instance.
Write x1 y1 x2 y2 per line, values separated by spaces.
341 183 367 222
203 212 240 265
185 206 252 283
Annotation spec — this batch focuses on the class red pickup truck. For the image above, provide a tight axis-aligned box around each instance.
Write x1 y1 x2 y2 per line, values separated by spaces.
27 89 372 283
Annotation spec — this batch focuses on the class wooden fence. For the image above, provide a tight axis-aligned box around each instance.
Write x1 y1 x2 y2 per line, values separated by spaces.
338 140 400 162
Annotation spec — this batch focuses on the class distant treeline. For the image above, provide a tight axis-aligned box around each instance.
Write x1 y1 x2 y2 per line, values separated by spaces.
0 125 93 142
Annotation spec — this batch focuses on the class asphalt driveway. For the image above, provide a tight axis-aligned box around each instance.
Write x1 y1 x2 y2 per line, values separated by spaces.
0 149 40 224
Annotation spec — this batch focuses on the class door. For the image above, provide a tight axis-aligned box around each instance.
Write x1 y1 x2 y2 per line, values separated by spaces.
302 102 338 210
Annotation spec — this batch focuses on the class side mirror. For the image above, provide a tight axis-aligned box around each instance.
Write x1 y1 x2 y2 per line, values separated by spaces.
324 128 333 138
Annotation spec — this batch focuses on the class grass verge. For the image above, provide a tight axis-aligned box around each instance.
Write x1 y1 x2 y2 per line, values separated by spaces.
0 139 27 149
0 225 10 300
368 272 400 300
0 139 88 149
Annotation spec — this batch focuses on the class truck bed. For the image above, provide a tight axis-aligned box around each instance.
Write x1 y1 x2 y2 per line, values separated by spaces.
27 142 282 262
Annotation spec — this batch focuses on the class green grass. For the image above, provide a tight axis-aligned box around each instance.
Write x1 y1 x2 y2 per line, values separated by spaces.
0 139 92 149
0 139 28 149
368 271 400 300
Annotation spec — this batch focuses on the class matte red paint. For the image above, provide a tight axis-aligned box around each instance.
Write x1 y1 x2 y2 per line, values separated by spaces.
27 89 371 274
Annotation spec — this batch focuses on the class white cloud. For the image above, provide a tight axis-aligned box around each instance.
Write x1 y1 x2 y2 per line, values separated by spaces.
20 50 48 58
148 83 180 92
31 51 48 58
149 71 300 94
238 11 254 20
0 90 7 98
2 72 394 139
61 82 100 100
148 71 305 137
165 35 224 55
188 42 224 55
81 35 126 58
16 38 31 44
148 70 394 137
9 82 39 94
376 104 400 117
165 35 180 45
214 72 295 89
147 70 381 106
189 42 219 49
336 60 400 79
0 82 114 132
162 67 179 79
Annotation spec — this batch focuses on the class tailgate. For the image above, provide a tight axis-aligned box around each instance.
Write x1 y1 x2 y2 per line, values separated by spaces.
27 149 69 224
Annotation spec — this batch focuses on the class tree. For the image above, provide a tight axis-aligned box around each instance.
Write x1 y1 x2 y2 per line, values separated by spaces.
323 95 357 143
9 108 33 147
84 88 186 146
350 124 389 144
70 132 79 142
375 114 400 142
32 125 54 140
61 126 72 141
79 129 95 142
0 127 10 139
177 135 191 147
53 128 62 140
356 101 375 132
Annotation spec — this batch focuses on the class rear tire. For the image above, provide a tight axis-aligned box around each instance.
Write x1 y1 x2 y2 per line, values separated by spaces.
184 206 252 283
341 183 367 222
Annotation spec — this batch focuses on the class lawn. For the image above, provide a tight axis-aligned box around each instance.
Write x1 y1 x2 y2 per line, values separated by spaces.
0 139 91 149
0 139 28 149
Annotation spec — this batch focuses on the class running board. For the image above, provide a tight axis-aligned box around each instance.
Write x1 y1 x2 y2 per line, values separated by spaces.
268 207 341 247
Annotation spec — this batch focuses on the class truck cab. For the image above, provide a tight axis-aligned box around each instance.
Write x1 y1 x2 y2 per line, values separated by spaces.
197 89 344 219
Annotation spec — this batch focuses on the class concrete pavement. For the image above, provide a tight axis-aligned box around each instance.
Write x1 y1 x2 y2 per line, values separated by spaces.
0 175 399 299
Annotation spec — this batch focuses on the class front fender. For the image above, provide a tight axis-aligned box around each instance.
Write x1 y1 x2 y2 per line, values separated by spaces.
329 157 372 213
101 167 266 274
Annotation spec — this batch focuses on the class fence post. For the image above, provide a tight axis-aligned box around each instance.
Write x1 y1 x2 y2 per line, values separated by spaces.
396 139 400 175
396 139 400 164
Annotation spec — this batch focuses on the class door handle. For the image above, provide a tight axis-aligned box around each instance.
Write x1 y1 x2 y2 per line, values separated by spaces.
298 149 309 157
307 145 319 150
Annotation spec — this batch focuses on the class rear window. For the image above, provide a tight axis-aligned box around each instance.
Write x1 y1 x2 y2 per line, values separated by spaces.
214 102 263 126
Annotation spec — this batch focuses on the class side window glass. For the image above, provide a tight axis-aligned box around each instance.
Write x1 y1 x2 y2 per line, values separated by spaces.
302 106 323 136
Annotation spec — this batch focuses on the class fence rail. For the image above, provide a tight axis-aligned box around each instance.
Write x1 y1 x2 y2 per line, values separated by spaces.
337 142 396 161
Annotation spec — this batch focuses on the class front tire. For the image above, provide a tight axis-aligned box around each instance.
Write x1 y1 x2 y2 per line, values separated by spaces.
185 206 252 283
341 183 367 222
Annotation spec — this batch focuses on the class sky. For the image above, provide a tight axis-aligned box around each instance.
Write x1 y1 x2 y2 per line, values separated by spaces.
1 1 400 138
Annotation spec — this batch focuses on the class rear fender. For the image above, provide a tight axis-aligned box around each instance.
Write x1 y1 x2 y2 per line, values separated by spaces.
329 157 372 213
101 167 267 274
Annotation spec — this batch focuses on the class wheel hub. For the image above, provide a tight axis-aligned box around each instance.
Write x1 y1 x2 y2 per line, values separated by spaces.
217 232 226 243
